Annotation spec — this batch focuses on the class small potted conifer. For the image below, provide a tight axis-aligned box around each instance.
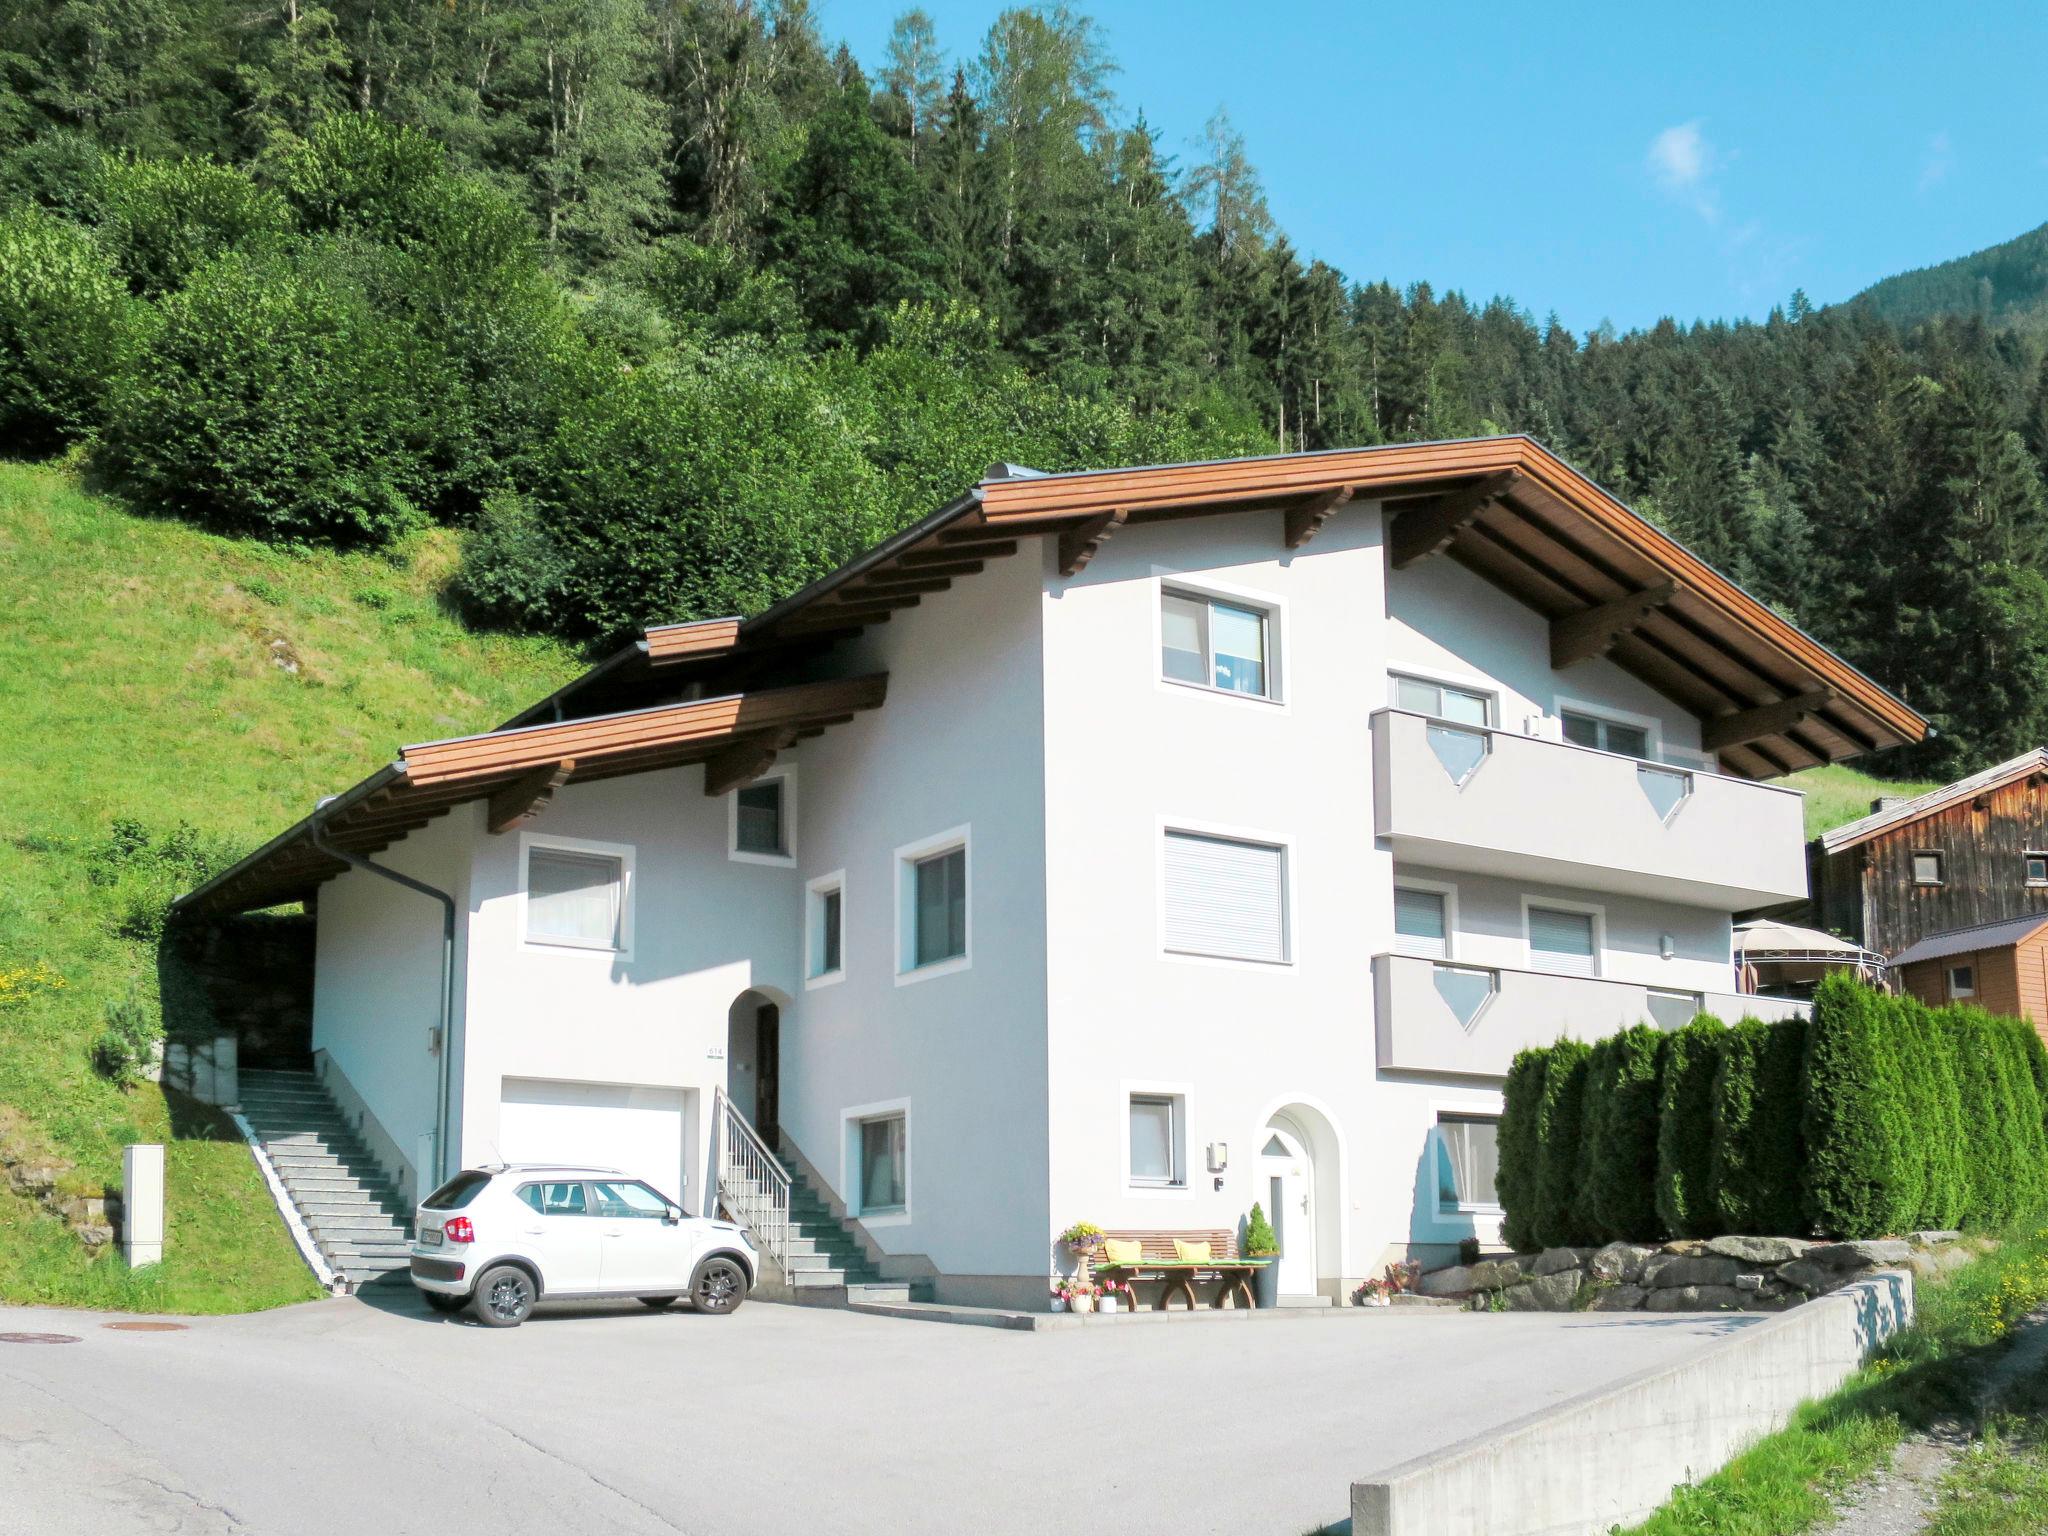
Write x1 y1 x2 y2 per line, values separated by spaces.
1245 1203 1280 1308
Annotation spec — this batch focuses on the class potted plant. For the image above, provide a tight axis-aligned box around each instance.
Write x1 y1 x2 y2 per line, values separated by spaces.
1066 1279 1095 1314
1244 1203 1280 1308
1097 1277 1128 1314
1059 1221 1103 1262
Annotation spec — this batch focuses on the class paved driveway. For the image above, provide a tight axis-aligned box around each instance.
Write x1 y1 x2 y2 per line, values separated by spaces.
0 1283 1763 1535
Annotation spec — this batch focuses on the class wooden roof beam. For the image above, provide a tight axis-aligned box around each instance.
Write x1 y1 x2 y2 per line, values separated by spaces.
702 729 799 798
1389 472 1520 569
1283 486 1354 550
1700 689 1834 753
1058 509 1126 578
901 542 1016 567
485 759 575 834
1550 582 1678 668
847 575 953 597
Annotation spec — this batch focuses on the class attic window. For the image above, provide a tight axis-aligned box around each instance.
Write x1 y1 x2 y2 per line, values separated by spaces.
2027 852 2048 888
1912 850 1945 886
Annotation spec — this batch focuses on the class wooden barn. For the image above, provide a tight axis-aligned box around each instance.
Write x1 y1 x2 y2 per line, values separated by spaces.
1812 749 2048 958
1892 913 2048 1039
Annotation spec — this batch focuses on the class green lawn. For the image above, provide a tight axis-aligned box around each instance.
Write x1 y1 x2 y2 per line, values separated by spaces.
0 459 582 1311
1623 1223 2048 1536
1785 762 1941 841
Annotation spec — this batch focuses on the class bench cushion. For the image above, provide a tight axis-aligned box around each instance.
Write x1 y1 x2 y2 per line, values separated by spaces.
1101 1238 1143 1265
1173 1238 1213 1263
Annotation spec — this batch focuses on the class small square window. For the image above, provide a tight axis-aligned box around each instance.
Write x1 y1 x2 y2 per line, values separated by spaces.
1129 1094 1185 1188
735 780 786 856
1162 590 1275 699
1394 886 1449 958
1528 905 1598 977
1949 965 1975 999
859 1115 906 1213
1562 709 1651 760
2026 853 2048 887
1913 851 1945 886
1435 1115 1500 1211
526 846 624 950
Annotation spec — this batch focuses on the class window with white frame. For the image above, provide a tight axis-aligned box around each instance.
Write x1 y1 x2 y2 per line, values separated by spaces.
1163 830 1288 963
1392 674 1492 726
1561 709 1651 759
1948 964 1976 1000
1128 1093 1185 1189
1435 1114 1501 1211
1527 904 1598 977
897 832 968 977
858 1113 906 1214
731 774 792 860
1161 589 1274 699
524 844 626 951
1646 988 1704 1031
806 873 844 983
1394 886 1450 958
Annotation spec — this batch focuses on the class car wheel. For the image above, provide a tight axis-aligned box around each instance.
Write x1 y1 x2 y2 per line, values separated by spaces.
690 1256 748 1315
422 1291 466 1314
470 1264 537 1327
638 1296 676 1309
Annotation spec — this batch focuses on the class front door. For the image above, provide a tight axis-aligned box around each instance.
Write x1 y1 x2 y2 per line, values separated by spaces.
1261 1125 1317 1297
756 1004 780 1145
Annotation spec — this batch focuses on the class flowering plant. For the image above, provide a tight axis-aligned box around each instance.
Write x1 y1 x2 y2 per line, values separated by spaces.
1053 1277 1095 1300
1059 1221 1104 1250
1383 1259 1422 1295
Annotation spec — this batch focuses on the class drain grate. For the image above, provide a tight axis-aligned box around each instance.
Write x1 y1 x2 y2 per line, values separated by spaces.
103 1321 187 1332
0 1332 81 1344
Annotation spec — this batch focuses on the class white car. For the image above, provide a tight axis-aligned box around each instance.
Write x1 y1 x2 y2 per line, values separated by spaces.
409 1165 758 1327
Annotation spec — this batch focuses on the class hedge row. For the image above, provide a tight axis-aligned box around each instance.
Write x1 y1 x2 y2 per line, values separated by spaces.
1498 975 2048 1244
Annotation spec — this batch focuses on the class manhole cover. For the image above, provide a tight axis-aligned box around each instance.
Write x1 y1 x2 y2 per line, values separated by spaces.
103 1321 187 1332
0 1332 81 1344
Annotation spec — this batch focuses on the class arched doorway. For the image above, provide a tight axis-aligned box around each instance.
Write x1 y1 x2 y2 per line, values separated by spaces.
1259 1103 1343 1300
725 990 782 1144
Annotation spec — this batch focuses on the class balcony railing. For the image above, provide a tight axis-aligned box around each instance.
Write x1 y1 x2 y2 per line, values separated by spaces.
1373 951 1808 1079
1369 708 1808 909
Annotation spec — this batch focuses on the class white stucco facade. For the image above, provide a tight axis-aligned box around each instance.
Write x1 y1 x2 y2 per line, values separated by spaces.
306 495 1814 1308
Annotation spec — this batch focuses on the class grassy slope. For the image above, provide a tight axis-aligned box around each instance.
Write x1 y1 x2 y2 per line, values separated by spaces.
1785 762 1942 842
0 459 581 1310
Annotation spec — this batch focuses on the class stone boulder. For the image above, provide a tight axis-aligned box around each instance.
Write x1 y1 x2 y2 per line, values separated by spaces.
1503 1270 1582 1310
1531 1247 1592 1277
1586 1284 1648 1312
1646 1284 1750 1311
1587 1243 1655 1284
1705 1235 1811 1264
1778 1260 1878 1295
1416 1264 1476 1298
1465 1258 1525 1291
1647 1255 1742 1289
1807 1240 1911 1269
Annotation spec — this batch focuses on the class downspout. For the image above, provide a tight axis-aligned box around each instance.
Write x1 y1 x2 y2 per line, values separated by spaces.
310 818 458 1194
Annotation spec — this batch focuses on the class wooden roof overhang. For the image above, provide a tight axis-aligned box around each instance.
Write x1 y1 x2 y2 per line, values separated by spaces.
176 674 888 917
958 437 1927 777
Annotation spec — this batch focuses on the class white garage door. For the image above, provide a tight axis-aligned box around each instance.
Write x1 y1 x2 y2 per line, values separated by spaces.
498 1079 689 1205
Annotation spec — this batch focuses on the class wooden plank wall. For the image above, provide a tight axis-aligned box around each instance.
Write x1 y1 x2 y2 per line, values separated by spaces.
1899 950 2023 1019
1837 777 2048 955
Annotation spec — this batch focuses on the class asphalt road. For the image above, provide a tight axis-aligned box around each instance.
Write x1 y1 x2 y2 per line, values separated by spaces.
0 1282 1763 1535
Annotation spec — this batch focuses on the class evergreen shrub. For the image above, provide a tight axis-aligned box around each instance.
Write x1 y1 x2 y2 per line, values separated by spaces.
1497 1046 1549 1252
1584 1024 1667 1241
1710 1015 1807 1234
1530 1039 1593 1248
1655 1014 1726 1238
1802 973 1918 1239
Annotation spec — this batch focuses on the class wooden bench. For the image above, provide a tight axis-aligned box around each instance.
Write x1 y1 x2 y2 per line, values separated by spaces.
1087 1229 1269 1311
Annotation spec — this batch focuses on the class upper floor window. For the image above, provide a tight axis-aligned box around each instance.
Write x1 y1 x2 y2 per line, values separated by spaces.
1163 829 1289 964
1912 850 1945 886
1527 903 1599 977
897 829 969 981
1162 589 1273 699
730 771 795 864
806 872 845 986
1394 886 1449 959
1393 674 1491 727
2026 852 2047 887
1561 709 1650 759
524 841 629 952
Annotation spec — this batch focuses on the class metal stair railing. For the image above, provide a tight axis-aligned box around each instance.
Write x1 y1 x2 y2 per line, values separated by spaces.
713 1086 792 1279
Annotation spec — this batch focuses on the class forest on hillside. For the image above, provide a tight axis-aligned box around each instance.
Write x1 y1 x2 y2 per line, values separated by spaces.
5 1 2048 778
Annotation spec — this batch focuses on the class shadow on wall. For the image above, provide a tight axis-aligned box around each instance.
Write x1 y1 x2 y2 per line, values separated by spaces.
158 911 315 1068
1406 1135 1479 1252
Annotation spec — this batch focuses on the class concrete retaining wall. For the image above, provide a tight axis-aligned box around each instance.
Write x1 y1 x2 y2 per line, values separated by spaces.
1351 1269 1914 1536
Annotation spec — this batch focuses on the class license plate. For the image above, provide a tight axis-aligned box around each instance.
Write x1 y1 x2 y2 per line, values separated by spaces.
420 1228 442 1247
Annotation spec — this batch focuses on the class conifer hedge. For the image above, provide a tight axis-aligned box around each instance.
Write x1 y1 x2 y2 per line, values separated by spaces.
1494 979 2048 1245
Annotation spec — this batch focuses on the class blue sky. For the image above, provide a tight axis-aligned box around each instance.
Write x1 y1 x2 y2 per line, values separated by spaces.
830 0 2048 335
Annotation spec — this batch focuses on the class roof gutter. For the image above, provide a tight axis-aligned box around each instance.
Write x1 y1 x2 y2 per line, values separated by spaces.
309 817 458 1195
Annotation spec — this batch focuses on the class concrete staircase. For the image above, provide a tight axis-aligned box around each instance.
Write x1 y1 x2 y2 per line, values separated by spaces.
749 1159 925 1307
238 1068 413 1290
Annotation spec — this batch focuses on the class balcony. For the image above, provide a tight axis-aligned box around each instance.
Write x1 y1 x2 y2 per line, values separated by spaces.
1373 952 1809 1079
1369 708 1807 909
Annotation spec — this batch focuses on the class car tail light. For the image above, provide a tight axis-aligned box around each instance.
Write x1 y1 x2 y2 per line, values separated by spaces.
444 1217 474 1244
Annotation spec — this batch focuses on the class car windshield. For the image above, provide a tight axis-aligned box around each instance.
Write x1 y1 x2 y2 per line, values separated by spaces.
589 1180 669 1219
421 1171 491 1210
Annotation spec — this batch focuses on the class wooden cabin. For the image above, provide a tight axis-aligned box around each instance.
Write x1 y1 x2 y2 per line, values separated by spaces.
1812 750 2048 958
1893 914 2048 1040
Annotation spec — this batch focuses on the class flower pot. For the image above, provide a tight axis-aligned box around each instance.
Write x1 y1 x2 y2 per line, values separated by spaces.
1252 1258 1280 1309
1050 1296 1067 1313
1098 1293 1121 1314
1070 1293 1094 1314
